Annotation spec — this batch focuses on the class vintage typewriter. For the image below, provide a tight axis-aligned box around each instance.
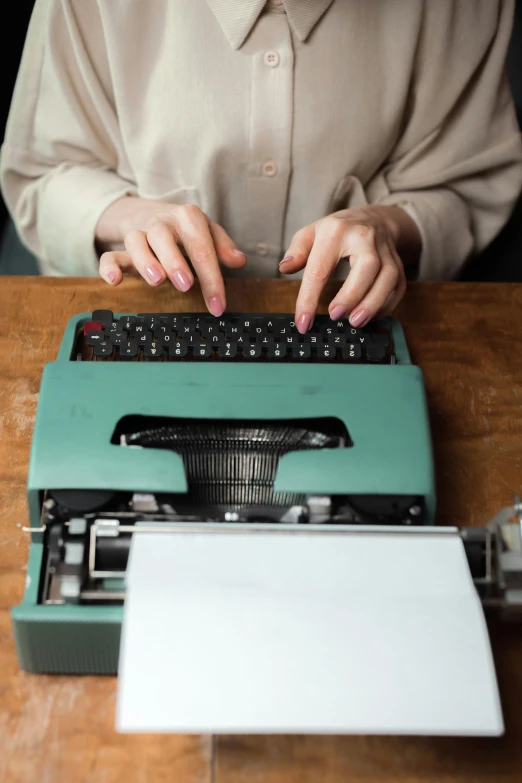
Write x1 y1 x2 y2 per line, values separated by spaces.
12 310 522 674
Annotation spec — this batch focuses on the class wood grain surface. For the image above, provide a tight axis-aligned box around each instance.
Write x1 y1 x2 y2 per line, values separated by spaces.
0 277 521 783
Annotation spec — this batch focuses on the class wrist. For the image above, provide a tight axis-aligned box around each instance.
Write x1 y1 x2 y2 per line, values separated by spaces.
377 205 421 267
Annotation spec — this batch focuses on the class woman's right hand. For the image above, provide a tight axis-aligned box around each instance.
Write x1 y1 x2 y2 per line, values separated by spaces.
96 196 247 317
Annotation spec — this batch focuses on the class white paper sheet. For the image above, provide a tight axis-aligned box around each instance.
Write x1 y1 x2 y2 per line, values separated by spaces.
116 529 503 735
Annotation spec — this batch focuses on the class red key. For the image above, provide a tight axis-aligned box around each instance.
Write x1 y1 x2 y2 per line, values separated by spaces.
84 320 103 336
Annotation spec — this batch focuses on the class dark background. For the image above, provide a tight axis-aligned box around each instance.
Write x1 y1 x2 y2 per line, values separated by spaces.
1 1 521 279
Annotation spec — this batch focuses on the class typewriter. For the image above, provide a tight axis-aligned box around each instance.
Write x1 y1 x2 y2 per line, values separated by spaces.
12 309 522 674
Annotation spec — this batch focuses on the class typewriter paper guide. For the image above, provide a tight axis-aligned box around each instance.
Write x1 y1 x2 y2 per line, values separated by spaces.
116 530 503 736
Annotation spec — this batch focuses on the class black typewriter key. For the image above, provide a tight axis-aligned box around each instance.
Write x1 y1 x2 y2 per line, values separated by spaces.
131 322 148 336
327 334 346 348
258 334 274 348
243 342 262 359
143 340 163 360
200 323 219 338
119 315 137 331
236 317 254 331
166 315 179 330
120 342 139 360
341 343 362 362
153 322 169 337
143 315 163 329
292 343 311 360
251 324 267 338
168 340 188 359
111 332 127 346
319 324 338 336
194 343 212 359
86 330 105 347
218 341 238 359
285 334 298 346
180 324 197 337
136 332 152 346
92 309 113 325
235 334 247 345
317 344 334 361
225 325 243 337
366 342 387 363
94 340 114 358
268 342 286 359
160 332 175 346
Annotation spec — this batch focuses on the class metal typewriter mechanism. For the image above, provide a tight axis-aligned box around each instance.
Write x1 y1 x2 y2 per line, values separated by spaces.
11 310 522 675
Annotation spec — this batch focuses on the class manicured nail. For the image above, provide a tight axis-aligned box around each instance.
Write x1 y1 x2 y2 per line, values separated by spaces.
329 305 346 321
146 265 162 283
108 271 116 284
350 309 370 327
297 313 311 334
174 270 191 292
279 255 294 266
208 296 224 317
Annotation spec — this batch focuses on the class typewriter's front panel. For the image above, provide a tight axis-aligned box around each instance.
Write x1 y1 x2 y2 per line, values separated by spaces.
26 358 434 609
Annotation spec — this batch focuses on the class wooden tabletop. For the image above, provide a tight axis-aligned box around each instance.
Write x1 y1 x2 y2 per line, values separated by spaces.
1 277 522 783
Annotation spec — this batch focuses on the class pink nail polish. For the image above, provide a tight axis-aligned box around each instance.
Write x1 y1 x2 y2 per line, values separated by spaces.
280 255 294 265
350 309 370 327
297 313 311 334
208 296 224 317
146 266 162 283
174 270 191 292
329 305 346 321
108 271 116 284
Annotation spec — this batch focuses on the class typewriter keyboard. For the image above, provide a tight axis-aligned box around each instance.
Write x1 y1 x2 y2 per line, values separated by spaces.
74 310 396 364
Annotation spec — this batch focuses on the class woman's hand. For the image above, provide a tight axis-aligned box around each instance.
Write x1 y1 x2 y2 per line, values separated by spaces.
280 205 421 333
96 196 247 317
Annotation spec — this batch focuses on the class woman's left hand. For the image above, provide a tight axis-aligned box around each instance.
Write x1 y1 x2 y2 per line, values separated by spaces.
280 205 420 333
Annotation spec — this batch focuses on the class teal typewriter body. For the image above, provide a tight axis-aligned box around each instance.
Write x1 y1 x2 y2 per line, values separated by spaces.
12 311 436 673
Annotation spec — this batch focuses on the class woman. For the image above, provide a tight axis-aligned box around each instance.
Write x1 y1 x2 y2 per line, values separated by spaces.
1 0 521 332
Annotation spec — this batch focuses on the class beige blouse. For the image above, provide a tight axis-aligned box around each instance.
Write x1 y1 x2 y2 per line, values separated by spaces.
1 0 522 280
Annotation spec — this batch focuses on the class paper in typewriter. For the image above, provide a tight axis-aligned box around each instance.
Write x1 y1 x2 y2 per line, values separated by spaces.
117 530 503 735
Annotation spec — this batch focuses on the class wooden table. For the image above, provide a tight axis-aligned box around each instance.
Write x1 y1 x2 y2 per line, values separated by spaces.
1 277 521 783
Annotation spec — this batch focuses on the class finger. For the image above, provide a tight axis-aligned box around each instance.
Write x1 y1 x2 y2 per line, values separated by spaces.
99 251 139 285
327 246 382 323
209 221 247 269
146 221 194 292
174 207 226 316
377 252 407 316
340 248 401 327
279 224 315 275
124 230 168 286
295 220 348 332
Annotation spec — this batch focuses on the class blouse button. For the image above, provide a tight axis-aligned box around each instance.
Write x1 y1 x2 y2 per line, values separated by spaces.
262 161 277 177
256 242 269 256
264 51 280 68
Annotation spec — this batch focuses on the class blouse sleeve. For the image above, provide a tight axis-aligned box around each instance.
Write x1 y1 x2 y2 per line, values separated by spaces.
368 0 522 280
0 0 136 275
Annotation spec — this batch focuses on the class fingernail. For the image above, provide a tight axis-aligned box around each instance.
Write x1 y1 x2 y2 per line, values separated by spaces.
174 270 191 292
350 309 370 327
208 296 224 317
279 255 294 266
146 265 162 283
297 313 311 334
108 271 116 284
329 305 346 321
232 249 247 260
